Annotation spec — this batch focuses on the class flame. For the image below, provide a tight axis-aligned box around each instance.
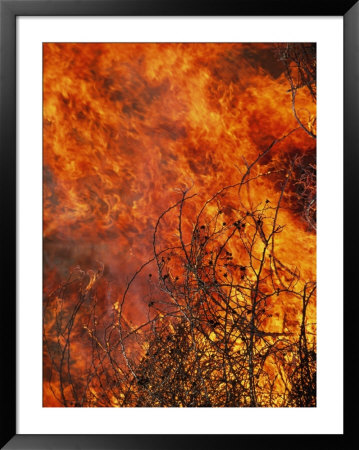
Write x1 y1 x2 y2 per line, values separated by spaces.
43 43 316 407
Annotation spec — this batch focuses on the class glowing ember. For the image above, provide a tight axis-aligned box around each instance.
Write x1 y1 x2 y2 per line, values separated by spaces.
43 43 316 407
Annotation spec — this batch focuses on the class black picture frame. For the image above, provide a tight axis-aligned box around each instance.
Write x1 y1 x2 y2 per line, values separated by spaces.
1 1 357 448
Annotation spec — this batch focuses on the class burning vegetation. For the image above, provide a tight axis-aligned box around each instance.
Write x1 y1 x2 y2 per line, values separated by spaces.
43 43 316 407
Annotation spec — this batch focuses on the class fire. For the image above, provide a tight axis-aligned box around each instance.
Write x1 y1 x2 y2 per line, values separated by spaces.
43 43 316 407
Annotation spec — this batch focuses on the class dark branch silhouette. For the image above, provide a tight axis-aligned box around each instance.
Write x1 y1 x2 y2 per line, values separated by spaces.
44 131 316 407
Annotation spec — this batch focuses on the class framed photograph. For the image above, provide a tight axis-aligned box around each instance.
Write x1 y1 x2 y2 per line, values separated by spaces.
1 1 356 448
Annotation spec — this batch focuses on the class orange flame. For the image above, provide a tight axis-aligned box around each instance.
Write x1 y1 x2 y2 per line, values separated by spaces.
43 43 316 407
